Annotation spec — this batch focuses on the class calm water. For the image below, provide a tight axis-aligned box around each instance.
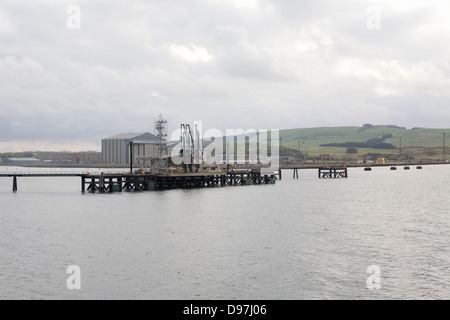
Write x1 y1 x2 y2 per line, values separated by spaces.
0 165 449 300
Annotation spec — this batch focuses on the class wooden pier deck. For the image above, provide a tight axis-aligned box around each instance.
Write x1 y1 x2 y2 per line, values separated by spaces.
318 167 348 179
0 172 84 192
2 162 445 191
81 170 276 193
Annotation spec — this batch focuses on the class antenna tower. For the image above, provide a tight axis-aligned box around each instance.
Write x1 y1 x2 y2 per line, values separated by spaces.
154 114 168 172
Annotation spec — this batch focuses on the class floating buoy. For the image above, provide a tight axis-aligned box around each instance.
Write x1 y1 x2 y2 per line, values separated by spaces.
390 167 397 170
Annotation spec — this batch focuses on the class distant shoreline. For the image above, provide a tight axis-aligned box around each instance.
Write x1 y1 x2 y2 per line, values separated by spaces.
1 160 448 170
0 163 128 169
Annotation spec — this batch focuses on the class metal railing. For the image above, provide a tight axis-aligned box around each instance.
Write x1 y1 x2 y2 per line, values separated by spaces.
0 169 130 176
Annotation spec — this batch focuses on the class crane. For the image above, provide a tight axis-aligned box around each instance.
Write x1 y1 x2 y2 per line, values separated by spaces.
179 124 202 173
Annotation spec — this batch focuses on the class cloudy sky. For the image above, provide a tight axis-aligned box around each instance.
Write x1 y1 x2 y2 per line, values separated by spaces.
1 0 450 152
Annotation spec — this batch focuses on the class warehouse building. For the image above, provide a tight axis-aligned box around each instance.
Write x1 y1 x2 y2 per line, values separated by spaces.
3 157 42 165
102 132 162 165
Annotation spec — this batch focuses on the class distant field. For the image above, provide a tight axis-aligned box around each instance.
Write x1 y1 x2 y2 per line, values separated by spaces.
279 125 450 161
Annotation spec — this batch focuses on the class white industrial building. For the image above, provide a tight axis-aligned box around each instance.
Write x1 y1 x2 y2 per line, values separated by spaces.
101 132 162 165
2 158 42 165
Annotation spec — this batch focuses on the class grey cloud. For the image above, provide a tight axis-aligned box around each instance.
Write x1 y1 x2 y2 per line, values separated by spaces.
1 0 450 151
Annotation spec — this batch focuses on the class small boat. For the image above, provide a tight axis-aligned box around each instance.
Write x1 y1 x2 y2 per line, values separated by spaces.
364 167 372 171
390 167 397 170
404 166 410 170
416 166 423 170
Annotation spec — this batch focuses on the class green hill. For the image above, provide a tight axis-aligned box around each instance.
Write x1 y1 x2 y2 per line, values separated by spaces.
279 124 450 162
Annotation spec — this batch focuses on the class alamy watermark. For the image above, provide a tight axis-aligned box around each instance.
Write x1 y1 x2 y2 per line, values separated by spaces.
67 5 81 30
66 265 81 290
367 5 382 30
366 265 381 290
169 121 280 173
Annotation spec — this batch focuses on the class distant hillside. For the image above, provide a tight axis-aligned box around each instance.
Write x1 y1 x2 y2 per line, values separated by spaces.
279 124 450 162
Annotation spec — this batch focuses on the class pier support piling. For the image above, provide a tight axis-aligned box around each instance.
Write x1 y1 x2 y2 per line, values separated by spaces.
12 176 17 192
318 167 348 179
79 170 276 193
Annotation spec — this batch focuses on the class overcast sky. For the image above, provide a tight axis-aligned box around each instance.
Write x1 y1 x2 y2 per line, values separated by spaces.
1 0 450 152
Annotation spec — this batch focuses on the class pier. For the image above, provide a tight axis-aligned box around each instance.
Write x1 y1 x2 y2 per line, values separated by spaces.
0 172 85 192
81 170 276 193
4 161 446 191
318 167 348 179
0 170 277 192
276 166 348 180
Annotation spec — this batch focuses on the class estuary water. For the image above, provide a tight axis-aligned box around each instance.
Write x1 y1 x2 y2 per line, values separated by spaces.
0 165 449 300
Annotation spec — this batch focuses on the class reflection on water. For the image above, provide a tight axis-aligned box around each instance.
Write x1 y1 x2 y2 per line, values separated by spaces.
0 165 449 299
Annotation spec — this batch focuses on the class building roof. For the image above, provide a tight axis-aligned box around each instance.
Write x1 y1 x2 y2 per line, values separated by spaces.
105 132 159 140
5 157 41 162
133 139 160 144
